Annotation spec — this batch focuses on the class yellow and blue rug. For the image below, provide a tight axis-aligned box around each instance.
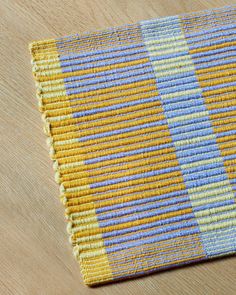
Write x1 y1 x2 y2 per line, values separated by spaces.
30 5 236 286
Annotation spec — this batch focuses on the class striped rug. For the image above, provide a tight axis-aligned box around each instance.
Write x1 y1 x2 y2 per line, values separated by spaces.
30 5 236 286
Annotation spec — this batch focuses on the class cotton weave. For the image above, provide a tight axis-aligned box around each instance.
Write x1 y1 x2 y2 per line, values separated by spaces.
30 5 236 285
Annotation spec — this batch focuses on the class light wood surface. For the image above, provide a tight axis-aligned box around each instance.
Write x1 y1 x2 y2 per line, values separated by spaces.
1 0 236 294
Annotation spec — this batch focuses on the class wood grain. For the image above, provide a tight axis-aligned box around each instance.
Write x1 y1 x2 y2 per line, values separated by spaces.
1 0 236 294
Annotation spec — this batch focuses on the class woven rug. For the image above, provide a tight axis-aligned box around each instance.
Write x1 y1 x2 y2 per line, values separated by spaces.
30 5 236 286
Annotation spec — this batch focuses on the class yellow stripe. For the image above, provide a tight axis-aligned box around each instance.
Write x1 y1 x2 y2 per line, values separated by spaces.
64 175 183 207
42 85 158 112
54 135 171 163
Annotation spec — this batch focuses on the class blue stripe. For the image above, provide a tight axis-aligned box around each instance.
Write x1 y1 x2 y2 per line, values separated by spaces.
106 228 200 253
85 143 172 165
186 29 236 44
96 189 188 213
98 196 190 221
67 72 155 95
100 202 192 228
189 36 236 51
62 52 149 74
64 61 152 83
102 212 194 238
104 219 198 246
61 47 147 67
65 66 154 89
90 165 179 189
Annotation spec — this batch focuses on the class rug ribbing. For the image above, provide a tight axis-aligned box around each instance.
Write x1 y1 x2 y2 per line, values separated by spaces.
30 5 236 286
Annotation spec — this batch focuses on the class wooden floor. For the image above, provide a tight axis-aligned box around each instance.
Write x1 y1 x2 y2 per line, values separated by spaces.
1 0 236 294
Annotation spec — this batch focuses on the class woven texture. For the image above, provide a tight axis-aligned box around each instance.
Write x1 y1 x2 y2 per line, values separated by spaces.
30 5 236 286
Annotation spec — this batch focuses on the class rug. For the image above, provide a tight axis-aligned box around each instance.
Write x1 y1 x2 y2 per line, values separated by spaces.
29 5 236 286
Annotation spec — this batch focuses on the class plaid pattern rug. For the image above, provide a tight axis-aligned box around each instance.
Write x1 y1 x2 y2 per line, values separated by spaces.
30 5 236 285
